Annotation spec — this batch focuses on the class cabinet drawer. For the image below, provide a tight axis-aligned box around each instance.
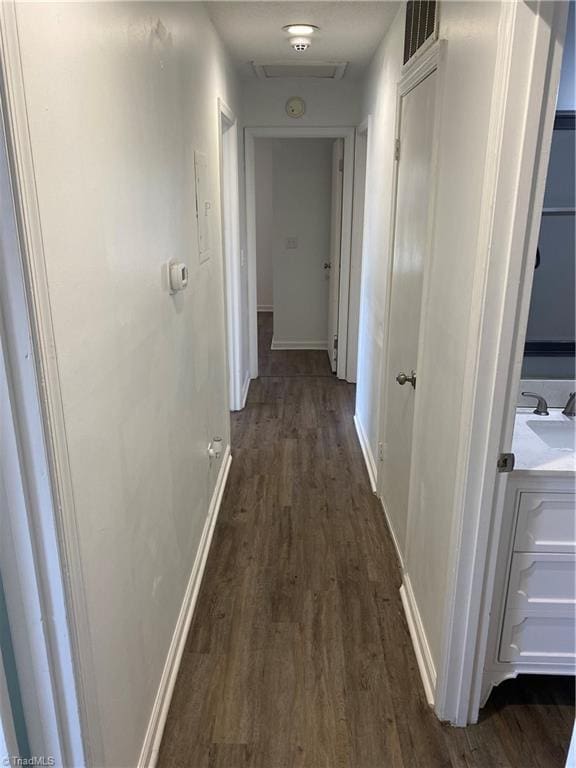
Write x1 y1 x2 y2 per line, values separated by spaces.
499 552 576 664
505 552 576 613
513 492 576 553
499 611 576 664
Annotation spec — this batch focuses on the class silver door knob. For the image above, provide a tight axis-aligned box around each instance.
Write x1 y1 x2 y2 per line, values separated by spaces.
324 262 331 270
396 370 416 389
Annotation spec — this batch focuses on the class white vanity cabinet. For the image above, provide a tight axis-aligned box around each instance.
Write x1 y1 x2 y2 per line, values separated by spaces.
481 473 576 703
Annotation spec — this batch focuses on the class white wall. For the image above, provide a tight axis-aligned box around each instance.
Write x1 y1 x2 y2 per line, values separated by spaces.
255 140 274 310
355 7 405 463
241 78 361 127
14 4 239 766
270 139 333 348
358 0 509 675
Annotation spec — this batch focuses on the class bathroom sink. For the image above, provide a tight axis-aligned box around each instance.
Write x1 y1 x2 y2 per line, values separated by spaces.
527 419 576 450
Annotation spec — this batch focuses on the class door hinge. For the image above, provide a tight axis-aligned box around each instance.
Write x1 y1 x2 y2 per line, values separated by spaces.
394 138 401 162
497 452 515 473
333 335 338 364
338 158 344 173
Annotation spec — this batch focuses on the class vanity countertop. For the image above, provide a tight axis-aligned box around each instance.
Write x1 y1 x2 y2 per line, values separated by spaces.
512 408 576 473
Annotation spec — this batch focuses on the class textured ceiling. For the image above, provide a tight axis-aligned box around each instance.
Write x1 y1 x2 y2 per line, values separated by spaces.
205 1 401 79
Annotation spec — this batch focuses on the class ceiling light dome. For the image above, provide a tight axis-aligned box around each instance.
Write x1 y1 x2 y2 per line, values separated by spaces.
283 24 319 36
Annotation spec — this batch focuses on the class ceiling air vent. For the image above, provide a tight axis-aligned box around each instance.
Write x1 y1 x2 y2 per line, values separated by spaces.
403 1 438 65
252 62 348 81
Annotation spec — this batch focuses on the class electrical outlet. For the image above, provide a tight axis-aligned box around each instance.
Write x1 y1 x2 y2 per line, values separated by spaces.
286 237 298 250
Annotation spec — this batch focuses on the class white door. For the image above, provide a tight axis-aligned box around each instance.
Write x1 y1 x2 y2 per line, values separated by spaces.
381 70 437 556
327 138 344 372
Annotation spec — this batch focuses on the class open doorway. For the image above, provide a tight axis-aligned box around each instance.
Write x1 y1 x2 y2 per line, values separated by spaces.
253 137 338 370
246 127 355 380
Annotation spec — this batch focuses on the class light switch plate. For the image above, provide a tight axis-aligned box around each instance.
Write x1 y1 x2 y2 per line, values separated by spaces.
286 237 298 250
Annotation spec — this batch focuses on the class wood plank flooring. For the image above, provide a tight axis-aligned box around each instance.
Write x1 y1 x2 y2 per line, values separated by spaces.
158 312 574 768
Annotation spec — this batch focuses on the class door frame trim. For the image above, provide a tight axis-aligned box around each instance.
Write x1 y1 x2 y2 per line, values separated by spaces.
347 115 371 383
0 643 19 760
327 137 345 374
217 99 244 411
244 125 355 380
0 3 91 762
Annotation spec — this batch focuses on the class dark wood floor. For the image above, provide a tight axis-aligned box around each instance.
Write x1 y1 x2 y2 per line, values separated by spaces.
158 312 574 768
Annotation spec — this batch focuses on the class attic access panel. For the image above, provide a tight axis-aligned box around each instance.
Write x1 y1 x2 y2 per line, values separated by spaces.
252 62 348 80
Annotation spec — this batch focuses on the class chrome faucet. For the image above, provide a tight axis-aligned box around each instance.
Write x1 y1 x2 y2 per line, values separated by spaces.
521 391 549 416
562 392 576 417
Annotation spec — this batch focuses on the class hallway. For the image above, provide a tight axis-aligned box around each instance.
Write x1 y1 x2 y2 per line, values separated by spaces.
157 313 573 768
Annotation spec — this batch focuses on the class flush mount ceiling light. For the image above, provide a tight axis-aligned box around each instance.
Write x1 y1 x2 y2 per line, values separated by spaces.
283 24 319 36
282 23 318 53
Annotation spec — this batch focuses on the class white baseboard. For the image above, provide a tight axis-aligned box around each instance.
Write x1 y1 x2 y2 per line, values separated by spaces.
353 414 377 493
400 576 436 707
270 337 328 351
241 373 250 409
379 495 404 569
138 446 232 768
257 305 273 313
